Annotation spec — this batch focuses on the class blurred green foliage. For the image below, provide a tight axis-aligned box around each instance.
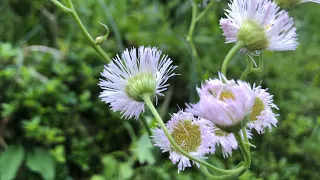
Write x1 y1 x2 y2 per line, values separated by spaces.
0 0 319 179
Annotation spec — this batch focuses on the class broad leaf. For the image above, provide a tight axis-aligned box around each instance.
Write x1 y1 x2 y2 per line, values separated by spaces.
0 145 25 180
26 148 55 180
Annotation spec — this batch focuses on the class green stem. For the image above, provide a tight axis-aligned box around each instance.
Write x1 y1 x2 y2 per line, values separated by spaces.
234 132 251 172
140 115 152 139
241 128 250 152
52 0 112 62
50 0 72 12
142 94 244 175
240 56 253 80
200 166 245 180
221 41 245 78
187 2 202 76
195 0 215 22
186 0 214 75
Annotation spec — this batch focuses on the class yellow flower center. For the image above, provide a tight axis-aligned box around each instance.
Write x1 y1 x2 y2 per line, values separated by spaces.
250 97 265 121
219 91 235 101
215 129 226 137
171 120 201 152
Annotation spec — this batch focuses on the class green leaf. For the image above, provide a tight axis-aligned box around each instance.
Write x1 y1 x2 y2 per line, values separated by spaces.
90 175 105 180
133 133 155 165
26 148 55 180
0 145 25 180
119 162 133 180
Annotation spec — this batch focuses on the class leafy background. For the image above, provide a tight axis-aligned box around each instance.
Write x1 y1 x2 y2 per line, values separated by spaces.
0 0 319 179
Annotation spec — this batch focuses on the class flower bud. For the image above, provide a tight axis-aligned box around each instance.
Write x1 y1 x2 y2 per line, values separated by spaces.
237 20 269 51
125 73 157 102
186 74 255 133
95 36 106 45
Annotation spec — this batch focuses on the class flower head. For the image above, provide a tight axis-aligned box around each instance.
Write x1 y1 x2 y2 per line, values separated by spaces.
187 73 255 133
152 111 214 172
220 0 298 52
201 120 252 158
275 0 320 8
248 85 279 134
99 46 176 119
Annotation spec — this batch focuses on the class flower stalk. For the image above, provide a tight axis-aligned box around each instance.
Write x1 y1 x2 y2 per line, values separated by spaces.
221 41 245 78
50 0 112 62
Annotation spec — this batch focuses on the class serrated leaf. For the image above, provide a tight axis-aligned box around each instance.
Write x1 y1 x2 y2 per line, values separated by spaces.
0 145 25 180
134 134 155 165
26 148 55 180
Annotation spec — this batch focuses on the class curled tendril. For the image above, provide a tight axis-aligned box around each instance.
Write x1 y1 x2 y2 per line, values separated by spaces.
95 22 110 45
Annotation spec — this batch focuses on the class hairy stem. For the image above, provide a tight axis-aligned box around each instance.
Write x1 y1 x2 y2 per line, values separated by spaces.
234 132 251 172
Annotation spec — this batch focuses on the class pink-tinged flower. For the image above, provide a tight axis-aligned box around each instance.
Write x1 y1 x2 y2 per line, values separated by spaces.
98 46 177 120
151 111 215 172
248 85 279 134
220 0 298 53
187 73 255 133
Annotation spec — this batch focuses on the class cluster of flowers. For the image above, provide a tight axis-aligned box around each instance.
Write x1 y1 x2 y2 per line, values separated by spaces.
99 45 277 172
152 74 278 172
98 0 318 173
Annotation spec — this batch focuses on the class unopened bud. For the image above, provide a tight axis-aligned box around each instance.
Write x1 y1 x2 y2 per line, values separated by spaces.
95 36 105 45
237 20 269 51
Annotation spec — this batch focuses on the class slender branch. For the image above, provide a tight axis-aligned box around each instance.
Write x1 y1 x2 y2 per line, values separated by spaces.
221 41 245 78
234 132 251 171
241 128 250 152
50 0 72 12
140 115 152 139
200 166 245 180
195 0 215 22
186 1 215 75
187 2 202 76
240 56 253 80
51 0 112 62
142 94 244 176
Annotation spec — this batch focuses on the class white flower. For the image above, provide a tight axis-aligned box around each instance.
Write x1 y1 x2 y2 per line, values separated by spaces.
186 73 255 132
99 46 176 119
151 111 214 172
220 0 298 52
248 85 279 134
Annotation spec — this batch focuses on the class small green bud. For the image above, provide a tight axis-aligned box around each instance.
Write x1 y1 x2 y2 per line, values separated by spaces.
95 22 110 45
95 36 106 45
125 73 157 101
237 20 269 51
275 0 301 8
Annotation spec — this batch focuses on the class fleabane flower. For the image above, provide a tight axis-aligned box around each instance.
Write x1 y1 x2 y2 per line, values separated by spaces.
248 85 279 134
220 0 298 53
275 0 320 8
99 46 177 119
151 111 214 172
186 73 255 133
201 119 252 158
